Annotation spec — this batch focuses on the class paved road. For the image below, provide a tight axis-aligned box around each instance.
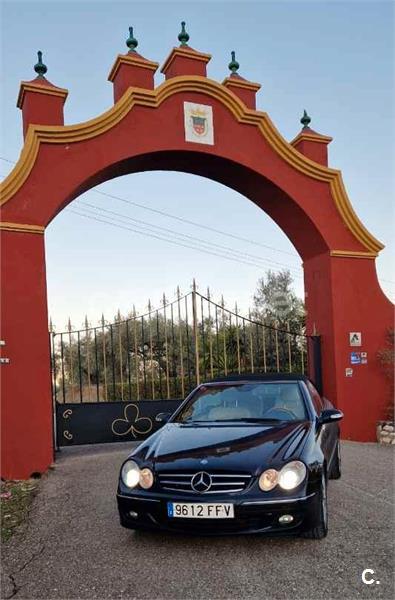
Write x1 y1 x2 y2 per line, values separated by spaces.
2 441 394 600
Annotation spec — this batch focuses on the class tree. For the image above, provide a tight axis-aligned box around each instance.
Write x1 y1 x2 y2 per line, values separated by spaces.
251 270 306 374
252 270 305 330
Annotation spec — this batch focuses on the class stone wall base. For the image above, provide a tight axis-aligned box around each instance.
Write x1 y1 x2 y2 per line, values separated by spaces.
376 421 395 445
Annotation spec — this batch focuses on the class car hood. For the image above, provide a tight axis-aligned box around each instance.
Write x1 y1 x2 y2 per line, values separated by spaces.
133 421 312 474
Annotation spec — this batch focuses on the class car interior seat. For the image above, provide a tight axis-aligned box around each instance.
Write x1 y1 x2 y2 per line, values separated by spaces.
208 405 252 420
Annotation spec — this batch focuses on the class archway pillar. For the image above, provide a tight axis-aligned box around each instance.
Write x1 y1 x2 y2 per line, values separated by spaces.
291 129 332 166
161 46 211 79
0 228 53 479
304 252 392 441
108 54 159 103
17 80 68 139
222 74 261 109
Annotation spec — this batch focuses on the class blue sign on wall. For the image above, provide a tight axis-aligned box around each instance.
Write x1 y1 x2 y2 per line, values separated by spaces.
350 352 361 365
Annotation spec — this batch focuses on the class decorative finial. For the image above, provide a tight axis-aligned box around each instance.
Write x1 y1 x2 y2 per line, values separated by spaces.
34 51 47 78
300 109 311 129
178 21 190 46
228 50 239 74
126 26 138 52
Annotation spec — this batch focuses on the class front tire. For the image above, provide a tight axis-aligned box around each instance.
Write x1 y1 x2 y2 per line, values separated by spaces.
329 440 342 480
301 471 328 540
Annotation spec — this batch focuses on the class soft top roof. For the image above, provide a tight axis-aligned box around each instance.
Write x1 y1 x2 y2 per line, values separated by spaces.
202 372 309 384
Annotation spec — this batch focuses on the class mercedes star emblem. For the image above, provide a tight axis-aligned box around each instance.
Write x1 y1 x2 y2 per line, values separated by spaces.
191 471 212 493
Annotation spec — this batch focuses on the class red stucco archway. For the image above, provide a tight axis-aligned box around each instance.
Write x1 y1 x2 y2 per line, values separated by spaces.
1 41 393 478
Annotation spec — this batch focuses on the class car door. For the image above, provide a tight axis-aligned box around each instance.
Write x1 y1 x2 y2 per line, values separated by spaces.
307 381 335 469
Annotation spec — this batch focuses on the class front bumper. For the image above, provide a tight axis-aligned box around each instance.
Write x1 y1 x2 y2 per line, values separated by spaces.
116 491 318 536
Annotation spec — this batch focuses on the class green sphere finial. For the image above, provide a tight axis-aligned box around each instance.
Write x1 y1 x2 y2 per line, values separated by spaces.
126 26 138 52
34 51 47 78
228 50 240 74
178 21 190 46
301 109 311 129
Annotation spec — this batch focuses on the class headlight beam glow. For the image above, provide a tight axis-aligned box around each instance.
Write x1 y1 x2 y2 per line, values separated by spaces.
121 460 141 488
278 461 306 490
259 461 306 492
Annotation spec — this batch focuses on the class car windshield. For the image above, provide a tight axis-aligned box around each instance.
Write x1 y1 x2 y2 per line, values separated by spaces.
174 382 308 423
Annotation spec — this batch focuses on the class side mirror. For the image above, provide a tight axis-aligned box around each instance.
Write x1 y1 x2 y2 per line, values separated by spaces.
155 412 172 424
319 409 343 425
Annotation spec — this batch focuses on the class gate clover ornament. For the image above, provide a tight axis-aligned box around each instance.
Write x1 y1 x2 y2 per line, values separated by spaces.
111 403 153 438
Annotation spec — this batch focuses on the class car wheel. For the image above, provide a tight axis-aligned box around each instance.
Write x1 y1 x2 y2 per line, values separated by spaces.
329 440 342 480
301 470 328 540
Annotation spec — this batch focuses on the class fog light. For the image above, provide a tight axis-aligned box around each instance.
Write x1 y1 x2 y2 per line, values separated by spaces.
278 514 294 524
129 511 138 519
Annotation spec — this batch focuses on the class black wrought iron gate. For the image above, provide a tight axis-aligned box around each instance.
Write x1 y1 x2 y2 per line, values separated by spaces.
51 285 321 446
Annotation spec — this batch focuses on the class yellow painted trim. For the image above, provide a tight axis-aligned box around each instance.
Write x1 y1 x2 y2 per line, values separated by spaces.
291 131 333 146
160 47 211 74
17 82 68 109
0 221 45 234
108 54 159 82
222 76 261 92
330 250 377 259
0 75 383 255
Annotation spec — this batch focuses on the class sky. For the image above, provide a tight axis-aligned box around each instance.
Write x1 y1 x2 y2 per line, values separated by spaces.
1 0 394 332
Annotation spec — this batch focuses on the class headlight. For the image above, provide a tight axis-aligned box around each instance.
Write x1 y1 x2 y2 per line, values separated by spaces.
259 468 279 491
139 468 154 489
259 461 306 492
278 461 306 490
121 460 140 488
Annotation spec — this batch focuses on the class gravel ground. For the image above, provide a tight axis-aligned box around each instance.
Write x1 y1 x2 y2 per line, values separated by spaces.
1 441 394 600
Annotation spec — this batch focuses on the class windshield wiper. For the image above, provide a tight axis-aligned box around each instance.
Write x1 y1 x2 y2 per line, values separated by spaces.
180 418 284 424
181 419 212 424
190 418 283 423
239 417 283 423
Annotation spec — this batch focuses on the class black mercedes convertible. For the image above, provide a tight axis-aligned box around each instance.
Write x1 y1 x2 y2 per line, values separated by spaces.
116 374 343 539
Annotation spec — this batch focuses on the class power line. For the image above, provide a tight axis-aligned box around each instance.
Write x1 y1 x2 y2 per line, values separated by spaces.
76 200 302 274
68 208 300 274
67 208 303 277
94 188 299 258
69 207 395 291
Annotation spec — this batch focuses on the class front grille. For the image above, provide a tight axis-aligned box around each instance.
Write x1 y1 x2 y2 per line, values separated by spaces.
158 472 252 494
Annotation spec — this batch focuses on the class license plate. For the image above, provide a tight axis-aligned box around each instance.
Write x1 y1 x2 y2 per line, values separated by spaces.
167 502 234 519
